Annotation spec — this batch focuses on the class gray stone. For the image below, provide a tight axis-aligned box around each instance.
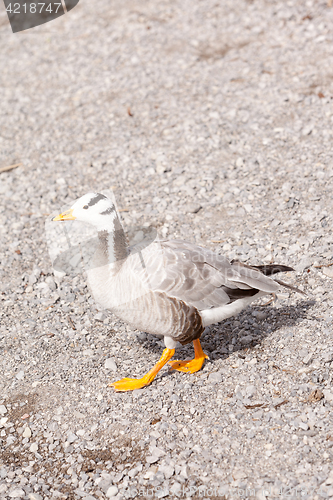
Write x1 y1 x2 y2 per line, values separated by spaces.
146 455 160 464
94 312 106 322
128 464 143 478
170 482 181 495
323 390 333 403
16 370 24 380
245 385 256 397
295 257 312 272
9 489 25 498
0 467 7 479
29 443 38 453
28 494 43 500
185 203 202 214
0 405 7 415
323 352 333 363
158 464 175 479
105 358 117 371
302 353 313 365
67 433 78 443
253 311 268 321
322 267 333 279
240 335 254 345
208 372 222 384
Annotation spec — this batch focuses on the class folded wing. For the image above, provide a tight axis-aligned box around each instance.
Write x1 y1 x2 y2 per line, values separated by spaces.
128 239 279 311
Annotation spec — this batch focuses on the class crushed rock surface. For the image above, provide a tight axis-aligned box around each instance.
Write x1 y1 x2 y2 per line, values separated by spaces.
0 0 333 499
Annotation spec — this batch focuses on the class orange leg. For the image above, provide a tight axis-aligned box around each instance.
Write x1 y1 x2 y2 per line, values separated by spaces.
168 339 209 374
109 348 175 392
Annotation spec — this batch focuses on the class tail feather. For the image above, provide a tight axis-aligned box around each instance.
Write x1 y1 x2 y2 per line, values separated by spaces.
253 264 294 276
230 260 304 295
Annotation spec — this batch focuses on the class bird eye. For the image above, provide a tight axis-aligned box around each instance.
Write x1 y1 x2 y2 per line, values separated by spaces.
83 205 89 210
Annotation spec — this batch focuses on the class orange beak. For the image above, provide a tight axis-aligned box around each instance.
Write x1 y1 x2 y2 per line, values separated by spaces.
52 209 76 221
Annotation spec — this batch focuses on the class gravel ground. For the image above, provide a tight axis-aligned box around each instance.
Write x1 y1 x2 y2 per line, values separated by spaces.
1 0 333 499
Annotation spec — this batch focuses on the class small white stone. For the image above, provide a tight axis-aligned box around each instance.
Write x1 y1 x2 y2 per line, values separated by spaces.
146 455 160 464
0 405 7 415
22 427 31 438
158 464 175 479
323 390 333 403
303 353 313 365
323 267 333 279
208 372 222 384
105 358 117 371
67 433 78 443
246 385 256 397
233 470 247 479
106 486 118 497
29 443 38 453
9 489 25 498
28 494 43 500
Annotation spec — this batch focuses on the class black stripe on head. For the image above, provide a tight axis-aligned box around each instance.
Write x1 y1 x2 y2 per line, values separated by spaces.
101 205 116 216
88 193 107 207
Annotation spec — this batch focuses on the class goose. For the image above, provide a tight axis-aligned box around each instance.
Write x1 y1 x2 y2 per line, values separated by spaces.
53 192 303 392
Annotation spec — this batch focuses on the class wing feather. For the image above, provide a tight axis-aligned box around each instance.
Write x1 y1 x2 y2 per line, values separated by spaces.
125 239 279 310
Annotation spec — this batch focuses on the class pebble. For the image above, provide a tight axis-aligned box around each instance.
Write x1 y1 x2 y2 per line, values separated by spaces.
185 203 202 214
29 443 38 453
0 405 7 415
67 433 78 443
105 358 117 371
323 352 333 363
106 486 119 497
303 353 313 365
240 335 254 345
322 267 333 279
146 455 160 464
158 465 175 479
253 312 268 321
28 494 43 500
9 490 25 498
94 312 106 322
323 390 333 403
295 257 312 273
208 372 223 383
22 427 31 438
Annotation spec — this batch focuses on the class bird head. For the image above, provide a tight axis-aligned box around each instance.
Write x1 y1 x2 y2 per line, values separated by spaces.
52 193 117 230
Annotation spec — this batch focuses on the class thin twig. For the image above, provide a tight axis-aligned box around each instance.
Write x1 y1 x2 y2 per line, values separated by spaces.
0 162 22 174
313 262 333 269
274 399 288 409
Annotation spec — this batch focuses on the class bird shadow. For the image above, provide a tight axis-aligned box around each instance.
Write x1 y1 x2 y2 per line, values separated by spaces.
134 298 317 371
203 298 317 362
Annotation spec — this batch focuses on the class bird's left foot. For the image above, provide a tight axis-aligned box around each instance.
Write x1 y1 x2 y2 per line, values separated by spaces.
109 347 176 392
168 353 209 374
109 377 150 392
